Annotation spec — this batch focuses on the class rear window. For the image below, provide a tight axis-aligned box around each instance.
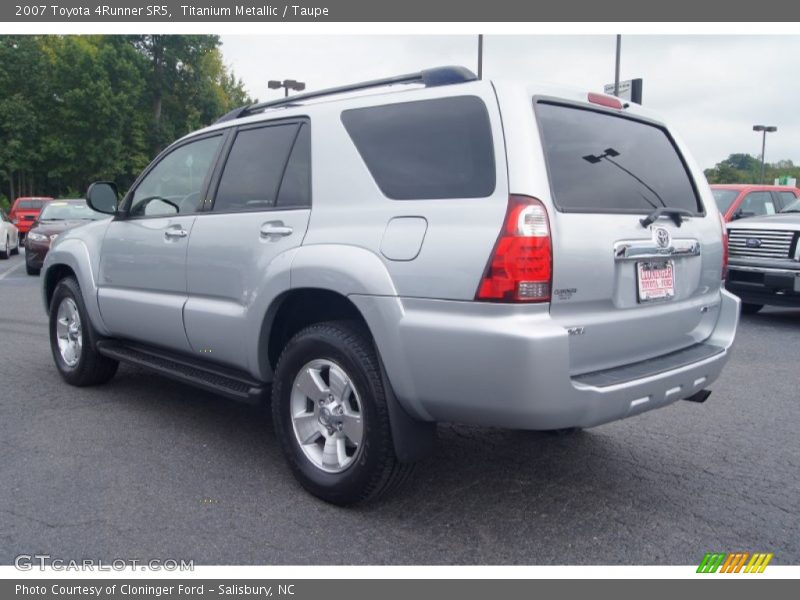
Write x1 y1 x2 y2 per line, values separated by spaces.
16 200 45 210
712 189 739 214
341 96 495 200
536 102 702 214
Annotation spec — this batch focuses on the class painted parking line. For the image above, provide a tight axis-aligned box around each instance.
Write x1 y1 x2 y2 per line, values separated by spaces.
0 260 25 281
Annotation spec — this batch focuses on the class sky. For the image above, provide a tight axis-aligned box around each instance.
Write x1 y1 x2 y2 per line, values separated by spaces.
219 34 800 171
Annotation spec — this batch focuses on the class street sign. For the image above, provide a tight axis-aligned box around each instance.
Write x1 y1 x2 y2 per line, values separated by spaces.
603 78 643 104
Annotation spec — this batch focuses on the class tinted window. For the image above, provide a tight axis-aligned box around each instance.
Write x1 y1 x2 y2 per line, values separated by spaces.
779 191 798 205
782 198 800 213
712 189 739 214
537 103 701 213
341 96 495 200
740 191 776 216
214 123 299 212
131 135 222 217
276 124 311 208
17 200 44 210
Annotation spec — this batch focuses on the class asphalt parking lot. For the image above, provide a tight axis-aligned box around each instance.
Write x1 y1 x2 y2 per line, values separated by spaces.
1 248 798 566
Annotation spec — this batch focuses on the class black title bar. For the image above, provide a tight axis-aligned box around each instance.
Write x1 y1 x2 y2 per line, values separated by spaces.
2 0 800 22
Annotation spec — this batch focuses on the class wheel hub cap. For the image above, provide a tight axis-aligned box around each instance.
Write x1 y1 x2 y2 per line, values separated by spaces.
55 298 82 367
290 359 364 473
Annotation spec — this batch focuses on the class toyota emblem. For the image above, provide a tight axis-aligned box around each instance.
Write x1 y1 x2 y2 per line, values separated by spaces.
654 227 671 249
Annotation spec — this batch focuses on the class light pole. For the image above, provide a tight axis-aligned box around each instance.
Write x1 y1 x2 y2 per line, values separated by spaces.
477 34 483 80
614 34 621 96
753 124 777 184
268 79 306 98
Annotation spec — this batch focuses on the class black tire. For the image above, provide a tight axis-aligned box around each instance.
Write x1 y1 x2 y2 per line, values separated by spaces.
272 320 413 506
741 302 763 315
10 240 19 255
26 262 40 276
49 276 118 386
0 237 8 259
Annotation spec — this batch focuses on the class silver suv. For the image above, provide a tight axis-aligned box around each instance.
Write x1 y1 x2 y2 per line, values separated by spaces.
42 66 739 504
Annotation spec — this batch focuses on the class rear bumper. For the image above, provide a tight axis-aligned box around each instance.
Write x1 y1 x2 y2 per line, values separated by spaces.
353 289 739 430
727 265 800 307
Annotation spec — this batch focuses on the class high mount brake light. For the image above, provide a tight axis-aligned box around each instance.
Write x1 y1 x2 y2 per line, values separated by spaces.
588 92 623 110
476 196 552 303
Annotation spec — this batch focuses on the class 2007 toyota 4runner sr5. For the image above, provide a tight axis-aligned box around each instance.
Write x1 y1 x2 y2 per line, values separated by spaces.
42 67 739 504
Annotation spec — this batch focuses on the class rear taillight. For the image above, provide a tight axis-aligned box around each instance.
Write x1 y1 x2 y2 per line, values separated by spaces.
719 213 728 280
476 195 552 303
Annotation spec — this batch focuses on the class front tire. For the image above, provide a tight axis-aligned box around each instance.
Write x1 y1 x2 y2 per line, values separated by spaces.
272 321 413 506
49 276 118 386
741 302 763 315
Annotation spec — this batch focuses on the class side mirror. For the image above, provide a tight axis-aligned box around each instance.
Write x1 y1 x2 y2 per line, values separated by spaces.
86 181 119 215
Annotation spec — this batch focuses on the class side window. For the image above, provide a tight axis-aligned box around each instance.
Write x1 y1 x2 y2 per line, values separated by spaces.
276 124 311 208
213 123 299 213
130 135 222 217
740 191 776 216
341 96 496 200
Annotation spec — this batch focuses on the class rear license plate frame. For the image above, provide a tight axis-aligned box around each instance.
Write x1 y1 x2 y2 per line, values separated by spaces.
637 259 675 303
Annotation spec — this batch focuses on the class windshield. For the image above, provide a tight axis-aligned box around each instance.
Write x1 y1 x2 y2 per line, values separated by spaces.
712 189 739 214
536 102 702 214
39 201 104 221
781 198 800 213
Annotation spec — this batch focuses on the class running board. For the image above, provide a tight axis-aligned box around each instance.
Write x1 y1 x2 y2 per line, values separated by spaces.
95 340 268 404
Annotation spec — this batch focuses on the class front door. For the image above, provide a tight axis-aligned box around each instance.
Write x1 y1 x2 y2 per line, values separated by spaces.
98 133 224 353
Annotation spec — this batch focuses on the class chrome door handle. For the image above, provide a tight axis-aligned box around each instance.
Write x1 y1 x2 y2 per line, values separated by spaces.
260 223 293 238
164 228 188 239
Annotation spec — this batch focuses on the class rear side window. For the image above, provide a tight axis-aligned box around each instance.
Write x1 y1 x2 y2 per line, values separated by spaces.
16 200 44 210
214 123 299 212
341 96 496 200
536 102 702 214
779 190 798 206
276 123 311 208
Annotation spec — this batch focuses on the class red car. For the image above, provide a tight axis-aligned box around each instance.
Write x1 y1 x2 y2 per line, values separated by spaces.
8 196 53 240
711 184 800 222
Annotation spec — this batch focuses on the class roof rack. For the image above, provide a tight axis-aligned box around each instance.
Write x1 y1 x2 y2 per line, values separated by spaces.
215 65 478 124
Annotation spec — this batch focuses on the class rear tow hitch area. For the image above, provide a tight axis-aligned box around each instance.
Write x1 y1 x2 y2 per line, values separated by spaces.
683 389 712 403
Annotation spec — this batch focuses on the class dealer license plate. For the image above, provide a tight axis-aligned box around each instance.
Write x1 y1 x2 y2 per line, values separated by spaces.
637 260 675 303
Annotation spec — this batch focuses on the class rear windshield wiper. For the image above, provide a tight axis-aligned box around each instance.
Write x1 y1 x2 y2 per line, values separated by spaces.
640 207 694 228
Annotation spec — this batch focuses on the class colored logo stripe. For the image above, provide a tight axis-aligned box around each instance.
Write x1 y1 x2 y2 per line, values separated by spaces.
697 552 773 573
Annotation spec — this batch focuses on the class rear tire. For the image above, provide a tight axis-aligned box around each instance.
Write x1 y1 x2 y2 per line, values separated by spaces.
49 276 118 386
272 320 413 506
741 303 763 315
0 236 8 259
26 263 40 276
10 239 19 255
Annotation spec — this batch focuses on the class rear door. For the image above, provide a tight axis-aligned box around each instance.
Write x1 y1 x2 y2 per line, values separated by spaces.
183 119 312 371
535 101 723 375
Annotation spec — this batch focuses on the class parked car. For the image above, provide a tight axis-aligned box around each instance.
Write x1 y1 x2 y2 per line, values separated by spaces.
726 198 800 313
41 66 739 505
0 209 20 259
9 196 53 241
24 199 107 275
711 184 799 222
